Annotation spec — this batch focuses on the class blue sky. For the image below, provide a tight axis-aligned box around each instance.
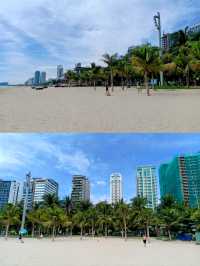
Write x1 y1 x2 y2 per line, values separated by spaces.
0 133 200 203
0 0 199 83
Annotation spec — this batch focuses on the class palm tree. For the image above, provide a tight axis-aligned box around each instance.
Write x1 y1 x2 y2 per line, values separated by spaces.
157 196 180 240
27 210 38 237
96 201 112 237
43 193 59 208
73 211 87 239
43 206 68 241
0 204 20 239
102 53 118 91
60 196 72 216
130 197 155 239
115 200 130 240
115 60 127 90
175 46 192 87
90 63 101 90
65 70 78 87
188 41 200 84
192 209 200 232
131 45 162 95
85 207 97 237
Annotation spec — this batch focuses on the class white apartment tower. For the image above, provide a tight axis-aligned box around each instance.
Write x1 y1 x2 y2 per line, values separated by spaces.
110 173 123 204
136 166 158 210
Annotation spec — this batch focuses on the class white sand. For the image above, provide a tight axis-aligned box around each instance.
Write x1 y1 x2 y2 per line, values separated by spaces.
0 237 199 266
0 86 200 132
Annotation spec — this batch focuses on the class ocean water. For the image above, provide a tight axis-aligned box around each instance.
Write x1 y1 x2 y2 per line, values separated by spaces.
0 85 21 89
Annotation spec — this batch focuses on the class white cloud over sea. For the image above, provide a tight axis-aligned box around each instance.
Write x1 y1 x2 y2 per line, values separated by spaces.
0 0 199 83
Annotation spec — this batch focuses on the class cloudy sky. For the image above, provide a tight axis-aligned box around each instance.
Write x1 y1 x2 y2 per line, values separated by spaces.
0 133 200 203
0 0 199 84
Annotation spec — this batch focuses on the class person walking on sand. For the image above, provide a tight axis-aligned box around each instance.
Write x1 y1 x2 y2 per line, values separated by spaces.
106 83 111 96
143 235 147 247
19 233 24 243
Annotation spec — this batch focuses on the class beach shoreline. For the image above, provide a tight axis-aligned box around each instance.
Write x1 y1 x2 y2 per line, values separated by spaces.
1 86 200 132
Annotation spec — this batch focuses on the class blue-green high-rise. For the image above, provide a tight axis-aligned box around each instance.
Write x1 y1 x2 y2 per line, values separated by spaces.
159 152 200 208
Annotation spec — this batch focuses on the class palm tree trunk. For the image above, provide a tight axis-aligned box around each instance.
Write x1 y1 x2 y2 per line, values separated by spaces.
186 65 190 88
93 80 96 90
144 71 150 96
32 224 35 237
111 69 114 92
168 228 172 240
121 77 124 91
80 226 83 240
124 219 127 241
52 225 55 241
126 77 129 88
105 224 108 238
146 224 150 242
5 224 9 240
121 229 124 238
92 221 95 238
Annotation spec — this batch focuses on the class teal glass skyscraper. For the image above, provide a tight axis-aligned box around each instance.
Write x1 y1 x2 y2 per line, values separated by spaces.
159 152 200 208
136 166 158 210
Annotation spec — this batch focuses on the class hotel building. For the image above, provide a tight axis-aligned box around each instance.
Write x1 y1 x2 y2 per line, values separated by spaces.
110 173 123 204
136 166 158 210
22 177 58 209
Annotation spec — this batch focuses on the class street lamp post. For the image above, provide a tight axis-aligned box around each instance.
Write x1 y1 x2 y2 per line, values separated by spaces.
21 172 31 231
154 12 164 86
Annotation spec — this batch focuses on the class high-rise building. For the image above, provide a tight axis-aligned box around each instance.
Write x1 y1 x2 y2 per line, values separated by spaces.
188 23 200 36
110 173 123 204
159 153 200 208
71 175 90 205
136 166 158 210
34 71 41 85
57 65 64 79
40 72 46 84
22 178 58 209
0 180 20 209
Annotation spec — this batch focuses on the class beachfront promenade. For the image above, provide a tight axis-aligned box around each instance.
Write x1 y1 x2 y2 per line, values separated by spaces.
0 86 200 132
0 237 199 266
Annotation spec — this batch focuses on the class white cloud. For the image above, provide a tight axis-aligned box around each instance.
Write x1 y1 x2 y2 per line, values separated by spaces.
96 180 106 186
0 134 91 175
0 0 199 83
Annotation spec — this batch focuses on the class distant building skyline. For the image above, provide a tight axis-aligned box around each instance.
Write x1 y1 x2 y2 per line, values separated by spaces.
136 166 158 210
1 134 200 204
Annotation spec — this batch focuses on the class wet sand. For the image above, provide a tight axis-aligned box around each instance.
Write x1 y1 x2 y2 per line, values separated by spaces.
0 86 200 132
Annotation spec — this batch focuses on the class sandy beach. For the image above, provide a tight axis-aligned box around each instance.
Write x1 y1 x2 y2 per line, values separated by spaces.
0 86 200 132
0 237 199 266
